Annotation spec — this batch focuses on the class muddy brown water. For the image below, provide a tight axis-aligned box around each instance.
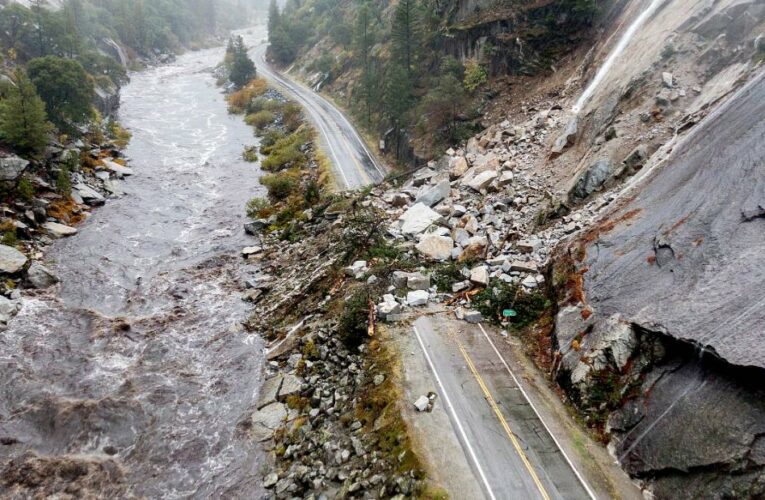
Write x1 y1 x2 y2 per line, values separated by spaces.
0 37 266 498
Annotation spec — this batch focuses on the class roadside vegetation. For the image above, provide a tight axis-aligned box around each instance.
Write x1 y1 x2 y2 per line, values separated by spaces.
266 0 600 159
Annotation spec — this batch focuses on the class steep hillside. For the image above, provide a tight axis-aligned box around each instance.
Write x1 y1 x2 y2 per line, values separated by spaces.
257 0 765 496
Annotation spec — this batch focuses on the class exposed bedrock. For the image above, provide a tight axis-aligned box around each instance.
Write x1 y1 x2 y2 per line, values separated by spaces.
553 69 765 496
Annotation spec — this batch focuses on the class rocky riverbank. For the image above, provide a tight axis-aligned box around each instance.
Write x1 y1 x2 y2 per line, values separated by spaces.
0 128 132 325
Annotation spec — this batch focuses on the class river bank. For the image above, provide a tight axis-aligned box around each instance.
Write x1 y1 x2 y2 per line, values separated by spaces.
0 35 268 498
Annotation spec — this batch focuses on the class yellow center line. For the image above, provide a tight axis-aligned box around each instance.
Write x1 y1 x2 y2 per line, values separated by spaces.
451 330 552 500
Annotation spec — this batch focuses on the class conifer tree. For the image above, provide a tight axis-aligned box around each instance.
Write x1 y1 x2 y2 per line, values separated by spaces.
0 69 51 156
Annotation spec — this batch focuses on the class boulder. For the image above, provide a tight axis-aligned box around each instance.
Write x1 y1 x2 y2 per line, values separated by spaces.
415 180 450 207
623 145 649 172
0 245 27 274
26 262 58 289
251 402 288 441
551 117 579 154
257 375 283 409
406 290 429 307
377 294 401 319
467 170 498 192
0 155 29 182
464 310 483 324
74 183 105 205
101 159 134 177
510 261 539 273
242 246 262 257
43 222 77 238
415 234 453 261
469 266 489 286
277 374 303 401
449 156 469 179
662 72 674 88
570 159 616 201
406 272 431 291
399 203 442 235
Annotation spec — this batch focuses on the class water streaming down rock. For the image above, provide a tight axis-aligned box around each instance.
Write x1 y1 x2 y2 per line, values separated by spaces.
0 36 266 498
573 0 665 113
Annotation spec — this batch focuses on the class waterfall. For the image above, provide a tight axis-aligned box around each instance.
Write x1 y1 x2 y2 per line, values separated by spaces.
573 0 664 113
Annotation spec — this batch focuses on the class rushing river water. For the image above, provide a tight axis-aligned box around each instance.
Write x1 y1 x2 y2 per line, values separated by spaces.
0 39 265 498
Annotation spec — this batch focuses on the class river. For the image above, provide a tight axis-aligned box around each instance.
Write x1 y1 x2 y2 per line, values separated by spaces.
0 37 265 498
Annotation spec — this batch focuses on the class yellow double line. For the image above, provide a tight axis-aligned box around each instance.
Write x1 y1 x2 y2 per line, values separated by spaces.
451 329 551 500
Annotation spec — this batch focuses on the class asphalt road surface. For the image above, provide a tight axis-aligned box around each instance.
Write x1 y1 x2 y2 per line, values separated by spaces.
413 316 596 500
252 44 386 189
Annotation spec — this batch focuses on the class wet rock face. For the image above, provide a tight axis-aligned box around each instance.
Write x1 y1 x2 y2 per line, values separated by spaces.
609 336 765 500
581 72 765 370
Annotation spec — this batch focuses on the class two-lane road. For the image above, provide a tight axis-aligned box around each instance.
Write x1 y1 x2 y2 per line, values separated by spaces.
414 316 597 500
251 43 386 189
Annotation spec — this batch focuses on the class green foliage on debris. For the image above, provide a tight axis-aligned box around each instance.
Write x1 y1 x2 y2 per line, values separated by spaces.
338 288 371 349
473 280 551 328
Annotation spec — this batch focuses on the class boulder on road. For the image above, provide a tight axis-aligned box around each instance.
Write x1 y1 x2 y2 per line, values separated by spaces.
0 245 27 274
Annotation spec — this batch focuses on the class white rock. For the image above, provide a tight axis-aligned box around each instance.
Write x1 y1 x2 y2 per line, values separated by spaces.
415 234 453 261
413 395 430 412
470 266 489 286
406 290 429 307
102 159 134 177
467 170 498 192
0 245 27 274
242 246 262 257
399 203 442 235
43 222 77 238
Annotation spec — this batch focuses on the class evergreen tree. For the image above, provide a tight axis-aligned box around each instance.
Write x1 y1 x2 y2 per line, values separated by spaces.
391 0 421 77
267 0 281 40
383 64 412 129
27 56 94 129
354 5 376 124
227 35 256 88
0 69 51 155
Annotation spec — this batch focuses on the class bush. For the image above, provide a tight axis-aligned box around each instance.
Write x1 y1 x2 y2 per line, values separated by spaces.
227 78 268 113
463 59 488 92
243 146 258 162
282 102 303 132
260 171 299 201
245 110 276 130
16 177 34 201
431 262 464 292
338 288 371 349
246 197 270 219
473 280 551 327
56 167 72 195
261 129 310 172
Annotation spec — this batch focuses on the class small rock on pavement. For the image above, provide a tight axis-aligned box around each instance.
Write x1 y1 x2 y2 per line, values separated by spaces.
0 245 27 274
464 310 483 324
43 221 78 238
413 395 430 412
26 262 59 289
406 290 429 307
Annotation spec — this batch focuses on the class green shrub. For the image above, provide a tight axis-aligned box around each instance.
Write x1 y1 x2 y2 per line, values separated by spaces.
260 129 286 151
463 59 488 92
473 280 551 327
246 197 270 219
16 177 34 201
243 146 258 162
261 129 310 172
56 167 72 195
431 262 464 292
338 288 370 349
245 110 276 130
260 171 299 201
1 230 17 247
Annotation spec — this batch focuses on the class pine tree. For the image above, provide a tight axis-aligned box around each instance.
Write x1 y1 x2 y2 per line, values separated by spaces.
228 35 256 88
0 69 51 156
391 0 421 77
354 5 376 125
267 0 281 42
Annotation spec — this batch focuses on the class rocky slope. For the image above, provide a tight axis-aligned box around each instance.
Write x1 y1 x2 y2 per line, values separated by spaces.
250 0 765 497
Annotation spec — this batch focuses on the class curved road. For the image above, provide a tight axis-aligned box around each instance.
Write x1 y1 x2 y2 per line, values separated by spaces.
251 42 386 189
